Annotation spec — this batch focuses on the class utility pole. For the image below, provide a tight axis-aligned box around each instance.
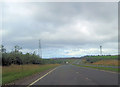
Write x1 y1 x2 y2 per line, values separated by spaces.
39 39 42 58
100 45 102 56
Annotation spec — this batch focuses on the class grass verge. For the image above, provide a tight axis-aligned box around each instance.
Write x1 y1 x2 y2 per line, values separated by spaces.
2 64 60 85
73 64 119 72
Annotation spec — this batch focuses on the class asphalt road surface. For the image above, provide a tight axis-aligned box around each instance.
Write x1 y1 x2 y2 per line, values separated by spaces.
30 64 118 85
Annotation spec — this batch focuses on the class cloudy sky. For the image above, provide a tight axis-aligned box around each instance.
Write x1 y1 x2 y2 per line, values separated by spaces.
1 2 118 58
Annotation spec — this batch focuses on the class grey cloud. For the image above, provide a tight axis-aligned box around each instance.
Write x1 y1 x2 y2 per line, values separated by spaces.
2 2 118 57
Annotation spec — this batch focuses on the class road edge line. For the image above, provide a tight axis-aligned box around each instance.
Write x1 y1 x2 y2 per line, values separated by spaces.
27 67 57 87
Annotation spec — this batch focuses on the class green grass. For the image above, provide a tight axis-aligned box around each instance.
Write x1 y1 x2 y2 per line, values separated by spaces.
73 64 119 72
2 64 60 85
82 55 118 64
85 55 118 59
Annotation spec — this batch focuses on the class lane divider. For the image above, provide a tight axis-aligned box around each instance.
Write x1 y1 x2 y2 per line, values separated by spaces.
27 67 57 87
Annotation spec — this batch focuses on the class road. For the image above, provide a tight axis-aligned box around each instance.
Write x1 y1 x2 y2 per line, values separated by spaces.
29 64 118 85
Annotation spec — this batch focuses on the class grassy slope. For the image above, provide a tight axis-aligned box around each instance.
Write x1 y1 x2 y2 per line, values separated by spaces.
73 64 119 72
74 55 119 72
2 64 60 85
85 55 118 59
82 55 119 66
92 60 118 66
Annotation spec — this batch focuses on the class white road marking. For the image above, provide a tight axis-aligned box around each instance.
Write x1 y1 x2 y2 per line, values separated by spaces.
27 67 57 87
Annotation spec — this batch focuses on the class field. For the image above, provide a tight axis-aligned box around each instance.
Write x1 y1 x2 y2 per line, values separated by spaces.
92 60 119 66
82 55 118 66
84 55 118 59
2 64 60 85
52 59 77 64
76 55 120 72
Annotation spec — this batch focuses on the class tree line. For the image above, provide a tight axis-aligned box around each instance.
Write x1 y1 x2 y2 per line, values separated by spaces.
0 45 64 66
